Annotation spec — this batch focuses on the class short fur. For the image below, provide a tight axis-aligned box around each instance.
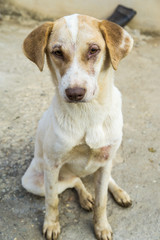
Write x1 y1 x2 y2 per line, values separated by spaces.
22 14 133 240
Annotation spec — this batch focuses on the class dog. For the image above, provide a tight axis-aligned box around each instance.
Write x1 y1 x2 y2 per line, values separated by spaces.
22 14 133 240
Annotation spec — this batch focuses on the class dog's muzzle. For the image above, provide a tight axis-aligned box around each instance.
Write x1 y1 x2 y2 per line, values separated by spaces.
65 87 86 102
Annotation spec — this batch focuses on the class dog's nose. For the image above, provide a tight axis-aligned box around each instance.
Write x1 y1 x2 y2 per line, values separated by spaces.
65 88 86 102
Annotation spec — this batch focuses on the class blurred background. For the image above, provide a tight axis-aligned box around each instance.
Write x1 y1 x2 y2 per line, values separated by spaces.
0 1 160 240
0 0 160 33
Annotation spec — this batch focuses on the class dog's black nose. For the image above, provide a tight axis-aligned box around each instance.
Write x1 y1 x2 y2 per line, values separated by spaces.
65 88 86 102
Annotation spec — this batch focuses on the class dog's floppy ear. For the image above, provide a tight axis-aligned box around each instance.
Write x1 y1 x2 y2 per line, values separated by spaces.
100 20 133 70
23 22 54 71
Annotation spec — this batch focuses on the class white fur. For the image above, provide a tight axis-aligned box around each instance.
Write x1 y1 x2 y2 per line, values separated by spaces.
64 14 79 43
22 67 123 188
59 55 98 101
22 14 133 240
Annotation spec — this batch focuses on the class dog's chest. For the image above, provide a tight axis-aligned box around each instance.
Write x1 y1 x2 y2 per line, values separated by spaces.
65 143 111 177
75 107 114 149
64 112 122 177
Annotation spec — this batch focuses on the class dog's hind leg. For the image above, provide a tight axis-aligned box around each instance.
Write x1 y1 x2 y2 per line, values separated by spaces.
108 176 132 207
22 157 45 196
22 131 46 196
21 161 94 211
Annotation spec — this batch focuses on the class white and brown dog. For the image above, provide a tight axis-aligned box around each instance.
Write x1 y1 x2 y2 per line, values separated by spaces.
22 14 133 240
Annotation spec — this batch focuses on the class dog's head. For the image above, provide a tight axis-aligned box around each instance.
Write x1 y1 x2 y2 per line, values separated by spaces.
23 14 133 103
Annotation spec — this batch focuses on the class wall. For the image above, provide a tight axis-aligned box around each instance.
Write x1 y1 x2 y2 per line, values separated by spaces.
11 0 160 33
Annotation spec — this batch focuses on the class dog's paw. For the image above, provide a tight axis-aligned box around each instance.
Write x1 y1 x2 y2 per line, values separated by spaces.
79 192 94 211
43 221 60 240
112 188 132 208
94 221 113 240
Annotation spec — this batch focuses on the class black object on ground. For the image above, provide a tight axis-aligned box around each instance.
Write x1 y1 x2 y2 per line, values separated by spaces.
107 5 137 27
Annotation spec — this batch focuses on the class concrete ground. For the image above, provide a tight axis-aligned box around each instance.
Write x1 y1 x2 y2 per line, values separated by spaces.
0 18 160 240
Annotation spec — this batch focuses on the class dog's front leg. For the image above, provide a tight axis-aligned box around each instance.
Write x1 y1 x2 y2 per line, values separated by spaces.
94 159 113 240
43 154 61 240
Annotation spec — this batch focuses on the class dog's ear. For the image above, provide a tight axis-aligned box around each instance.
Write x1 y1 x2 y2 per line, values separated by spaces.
100 20 133 70
23 22 54 71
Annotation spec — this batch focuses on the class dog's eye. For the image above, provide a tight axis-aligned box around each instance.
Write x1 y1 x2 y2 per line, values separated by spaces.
88 44 100 58
90 48 98 54
52 49 64 59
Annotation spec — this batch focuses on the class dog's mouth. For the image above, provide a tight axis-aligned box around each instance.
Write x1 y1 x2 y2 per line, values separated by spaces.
65 98 86 103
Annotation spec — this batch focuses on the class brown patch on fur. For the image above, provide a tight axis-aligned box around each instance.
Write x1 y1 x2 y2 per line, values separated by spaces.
47 43 74 77
46 18 74 77
80 47 96 75
99 20 132 70
76 15 106 76
100 145 111 159
52 54 72 77
79 43 102 76
46 52 58 86
125 37 130 44
92 145 111 163
78 15 100 29
23 22 54 71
